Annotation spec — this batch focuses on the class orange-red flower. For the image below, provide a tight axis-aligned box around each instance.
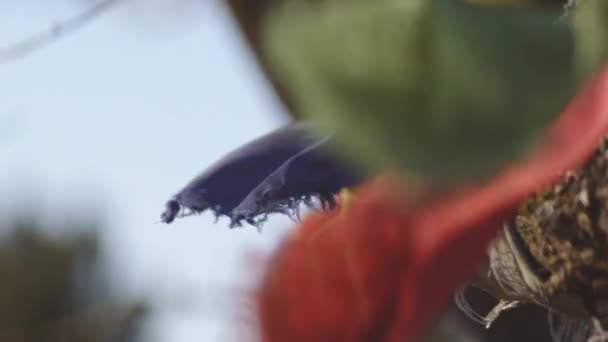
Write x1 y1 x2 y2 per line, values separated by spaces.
253 66 608 342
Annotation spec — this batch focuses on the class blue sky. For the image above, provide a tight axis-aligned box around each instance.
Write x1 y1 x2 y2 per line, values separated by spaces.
0 1 293 341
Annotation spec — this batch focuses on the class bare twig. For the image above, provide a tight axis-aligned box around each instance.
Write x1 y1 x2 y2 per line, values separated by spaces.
0 0 125 63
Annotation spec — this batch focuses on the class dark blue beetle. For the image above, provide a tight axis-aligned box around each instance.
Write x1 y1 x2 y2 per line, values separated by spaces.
160 121 363 226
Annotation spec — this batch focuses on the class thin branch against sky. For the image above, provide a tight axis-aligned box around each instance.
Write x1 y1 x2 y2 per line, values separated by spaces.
0 0 125 63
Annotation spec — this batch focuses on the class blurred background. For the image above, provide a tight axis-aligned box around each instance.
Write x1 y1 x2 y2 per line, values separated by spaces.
0 1 568 341
0 1 296 341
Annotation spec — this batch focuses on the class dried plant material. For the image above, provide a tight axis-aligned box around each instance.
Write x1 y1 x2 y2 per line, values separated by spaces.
548 311 594 342
455 288 519 328
471 138 608 340
513 138 608 318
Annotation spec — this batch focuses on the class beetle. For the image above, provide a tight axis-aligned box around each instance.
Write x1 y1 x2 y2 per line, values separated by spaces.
160 122 323 224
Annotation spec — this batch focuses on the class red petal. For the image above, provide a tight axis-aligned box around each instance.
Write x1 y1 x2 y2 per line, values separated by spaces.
255 182 412 342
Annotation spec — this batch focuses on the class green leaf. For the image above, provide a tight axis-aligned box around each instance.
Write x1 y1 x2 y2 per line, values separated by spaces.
573 0 608 80
262 0 577 182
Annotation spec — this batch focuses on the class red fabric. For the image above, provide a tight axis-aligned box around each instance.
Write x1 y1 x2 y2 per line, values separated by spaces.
254 65 608 342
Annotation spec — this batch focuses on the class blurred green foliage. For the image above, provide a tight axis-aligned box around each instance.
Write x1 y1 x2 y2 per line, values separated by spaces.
0 218 148 342
574 0 608 80
262 0 582 182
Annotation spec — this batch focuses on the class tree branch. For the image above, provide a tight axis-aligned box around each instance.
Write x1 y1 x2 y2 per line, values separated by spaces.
0 0 124 63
